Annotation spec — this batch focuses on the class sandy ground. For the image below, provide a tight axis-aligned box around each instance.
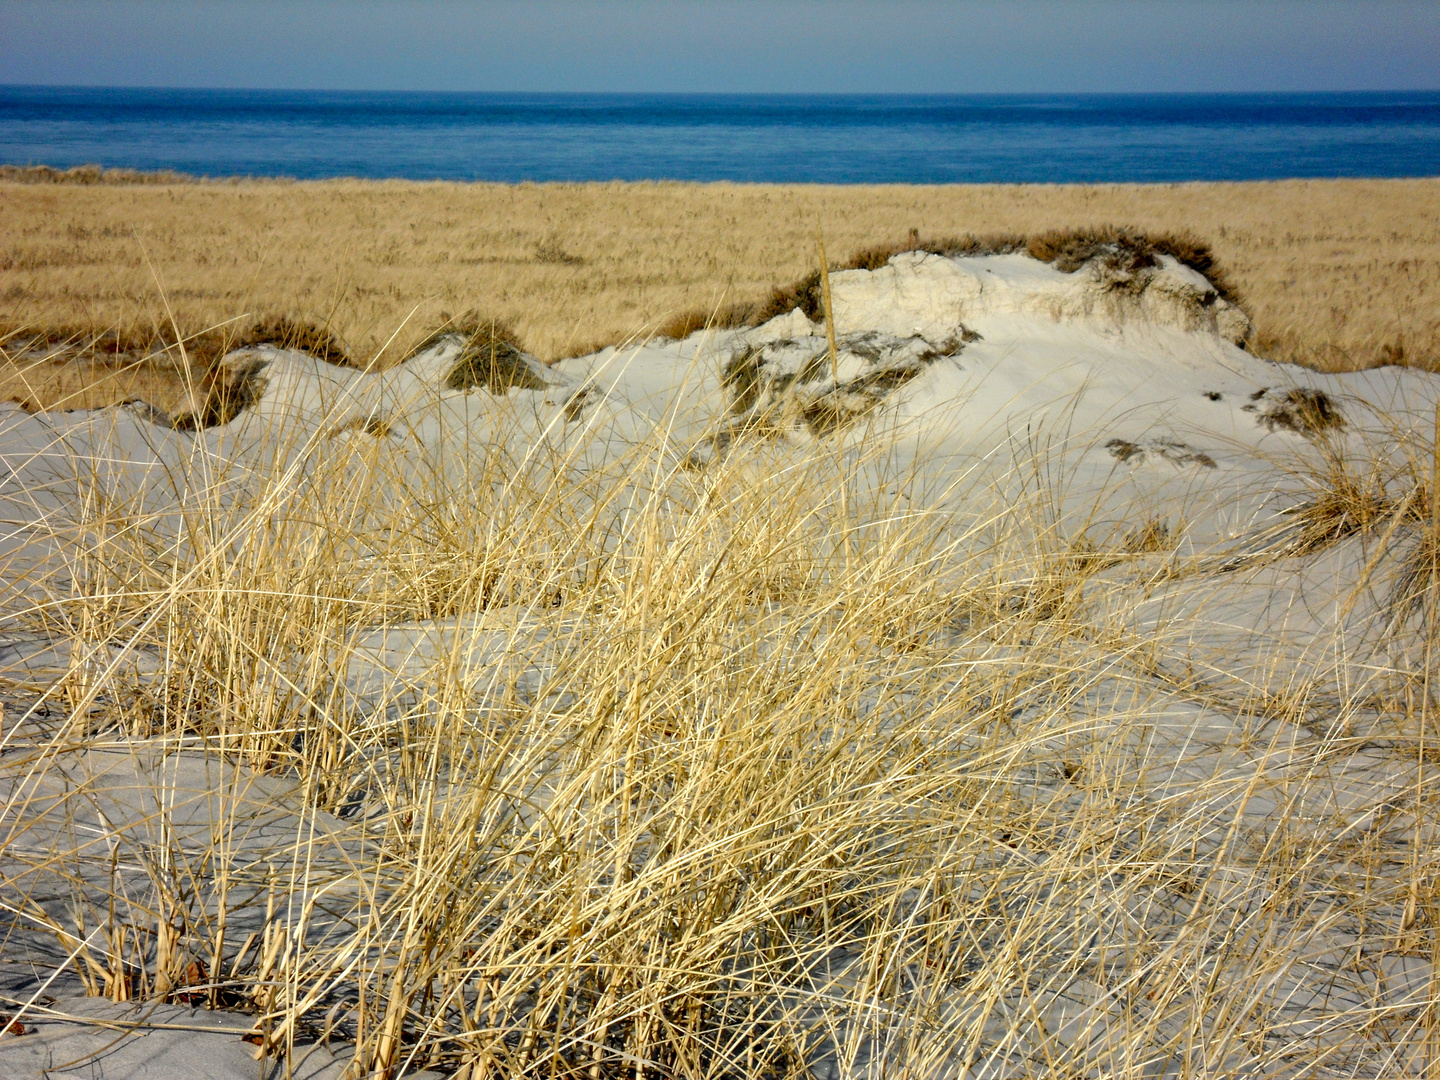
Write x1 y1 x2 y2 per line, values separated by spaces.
2 177 1438 373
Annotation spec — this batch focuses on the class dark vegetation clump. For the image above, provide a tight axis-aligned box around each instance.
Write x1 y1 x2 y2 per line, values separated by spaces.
661 274 828 341
173 356 269 431
1027 228 1156 273
1106 438 1144 463
0 314 353 429
1106 437 1217 469
4 313 351 368
328 413 396 439
1276 484 1392 560
720 346 769 416
2 321 230 368
2 311 543 428
656 308 723 342
721 342 831 419
562 386 596 423
715 332 973 446
534 240 585 266
798 381 914 436
1246 387 1346 436
1122 518 1173 555
1379 339 1410 367
1388 527 1440 628
1153 439 1216 469
1031 232 1159 293
798 396 855 437
799 350 959 437
408 317 549 393
1219 442 1396 569
240 316 351 366
921 329 983 358
845 232 1029 271
0 163 201 185
1026 226 1240 304
750 271 826 325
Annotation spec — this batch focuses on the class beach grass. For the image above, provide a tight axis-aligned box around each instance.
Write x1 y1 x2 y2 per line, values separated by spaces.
2 362 1439 1077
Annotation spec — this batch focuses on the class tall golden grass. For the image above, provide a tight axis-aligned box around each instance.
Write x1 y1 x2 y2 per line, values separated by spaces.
2 176 1437 373
2 358 1439 1077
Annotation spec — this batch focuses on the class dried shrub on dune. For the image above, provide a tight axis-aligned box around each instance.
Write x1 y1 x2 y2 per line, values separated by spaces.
0 314 350 420
240 315 352 366
0 163 203 185
656 273 825 341
1027 225 1243 304
844 229 1029 270
3 314 348 368
408 315 550 393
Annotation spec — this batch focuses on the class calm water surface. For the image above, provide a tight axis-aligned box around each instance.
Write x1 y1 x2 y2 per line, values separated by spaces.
2 87 1439 183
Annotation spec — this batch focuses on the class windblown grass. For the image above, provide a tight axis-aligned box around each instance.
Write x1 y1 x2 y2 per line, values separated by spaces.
2 350 1439 1077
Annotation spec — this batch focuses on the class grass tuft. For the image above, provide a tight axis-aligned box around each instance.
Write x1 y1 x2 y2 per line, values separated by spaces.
407 315 549 393
1249 386 1346 436
240 315 351 366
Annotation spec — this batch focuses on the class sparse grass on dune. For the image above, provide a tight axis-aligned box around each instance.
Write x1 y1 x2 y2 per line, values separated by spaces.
2 175 1437 375
0 164 206 185
2 366 1440 1077
0 314 352 422
657 225 1241 340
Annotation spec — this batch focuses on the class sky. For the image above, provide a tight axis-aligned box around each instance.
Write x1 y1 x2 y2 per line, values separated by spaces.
2 0 1439 95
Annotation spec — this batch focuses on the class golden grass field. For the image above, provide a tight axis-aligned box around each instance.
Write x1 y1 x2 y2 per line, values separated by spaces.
2 176 1438 380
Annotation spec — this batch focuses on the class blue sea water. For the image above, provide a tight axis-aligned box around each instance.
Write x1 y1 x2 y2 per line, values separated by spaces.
2 87 1439 184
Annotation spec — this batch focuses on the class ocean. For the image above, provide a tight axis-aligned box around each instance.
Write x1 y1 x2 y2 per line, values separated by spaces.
2 87 1439 184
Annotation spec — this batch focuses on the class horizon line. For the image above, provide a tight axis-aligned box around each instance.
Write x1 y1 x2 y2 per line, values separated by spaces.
6 85 1440 99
